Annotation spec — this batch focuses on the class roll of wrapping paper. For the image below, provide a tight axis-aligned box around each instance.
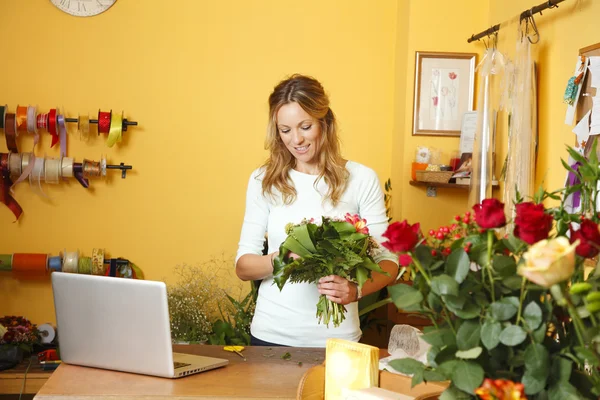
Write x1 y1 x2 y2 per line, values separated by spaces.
78 114 90 141
97 110 111 134
78 257 92 274
47 108 59 148
60 157 74 178
0 254 12 271
38 323 56 344
0 105 6 129
12 253 48 277
15 105 28 134
0 153 22 220
91 248 105 275
44 158 61 184
106 111 123 147
62 250 79 273
8 153 21 179
27 106 38 134
4 113 18 153
57 112 67 157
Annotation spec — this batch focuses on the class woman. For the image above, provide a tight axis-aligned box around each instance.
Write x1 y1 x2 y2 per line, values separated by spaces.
236 74 398 347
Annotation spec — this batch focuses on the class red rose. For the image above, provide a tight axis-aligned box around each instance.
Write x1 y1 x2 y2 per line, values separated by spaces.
570 219 600 258
382 220 421 253
473 198 506 229
398 254 413 267
3 331 15 343
514 202 553 245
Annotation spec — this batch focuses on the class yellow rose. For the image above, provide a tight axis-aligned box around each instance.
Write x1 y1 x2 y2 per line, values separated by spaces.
518 237 578 288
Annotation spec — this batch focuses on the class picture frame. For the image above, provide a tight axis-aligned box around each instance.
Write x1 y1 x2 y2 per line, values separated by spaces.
412 51 477 136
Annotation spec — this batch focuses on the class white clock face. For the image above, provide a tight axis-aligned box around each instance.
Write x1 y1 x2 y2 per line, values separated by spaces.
50 0 116 17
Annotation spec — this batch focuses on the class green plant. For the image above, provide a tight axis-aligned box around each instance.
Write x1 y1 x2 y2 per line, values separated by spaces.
208 282 257 346
378 142 600 399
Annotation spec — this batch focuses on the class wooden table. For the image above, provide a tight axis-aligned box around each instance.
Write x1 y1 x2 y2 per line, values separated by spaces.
0 357 53 395
33 345 326 400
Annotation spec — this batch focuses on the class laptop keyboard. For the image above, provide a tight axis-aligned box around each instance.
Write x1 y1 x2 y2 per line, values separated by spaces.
174 361 191 369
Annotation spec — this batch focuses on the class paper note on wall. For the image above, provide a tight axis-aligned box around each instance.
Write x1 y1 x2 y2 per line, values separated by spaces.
459 111 478 155
565 56 591 125
592 97 600 136
574 110 592 147
589 57 600 89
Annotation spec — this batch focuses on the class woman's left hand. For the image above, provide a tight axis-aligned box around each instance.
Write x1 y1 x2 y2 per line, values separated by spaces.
317 275 358 305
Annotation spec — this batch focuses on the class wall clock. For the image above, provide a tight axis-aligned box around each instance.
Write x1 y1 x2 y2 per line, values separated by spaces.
50 0 116 17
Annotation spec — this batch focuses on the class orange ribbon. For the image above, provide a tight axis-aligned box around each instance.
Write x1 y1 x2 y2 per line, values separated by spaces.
15 105 28 134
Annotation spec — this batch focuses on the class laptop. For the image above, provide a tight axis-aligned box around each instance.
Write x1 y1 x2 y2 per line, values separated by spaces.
51 272 229 378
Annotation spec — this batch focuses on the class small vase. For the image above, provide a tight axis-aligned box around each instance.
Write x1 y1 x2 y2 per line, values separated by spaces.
0 346 24 364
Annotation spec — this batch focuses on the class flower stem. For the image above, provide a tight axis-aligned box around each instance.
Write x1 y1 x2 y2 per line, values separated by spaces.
516 277 526 326
487 230 496 303
358 297 392 316
410 253 431 285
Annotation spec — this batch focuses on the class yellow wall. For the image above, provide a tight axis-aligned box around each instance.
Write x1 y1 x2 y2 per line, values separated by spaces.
0 0 399 323
398 0 489 231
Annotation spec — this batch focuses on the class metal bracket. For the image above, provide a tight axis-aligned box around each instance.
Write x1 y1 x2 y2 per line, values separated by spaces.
426 186 437 197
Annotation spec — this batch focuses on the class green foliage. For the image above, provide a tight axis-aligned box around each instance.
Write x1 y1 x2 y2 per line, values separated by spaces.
208 283 257 346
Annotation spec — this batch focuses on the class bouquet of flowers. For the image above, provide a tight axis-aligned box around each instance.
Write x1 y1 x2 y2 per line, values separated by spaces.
0 316 40 353
379 142 600 399
273 213 388 328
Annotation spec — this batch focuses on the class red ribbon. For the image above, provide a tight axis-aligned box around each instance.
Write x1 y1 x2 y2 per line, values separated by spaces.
0 154 23 221
48 109 59 147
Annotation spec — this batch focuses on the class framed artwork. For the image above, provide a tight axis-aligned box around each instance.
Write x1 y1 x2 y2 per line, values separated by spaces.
412 51 477 136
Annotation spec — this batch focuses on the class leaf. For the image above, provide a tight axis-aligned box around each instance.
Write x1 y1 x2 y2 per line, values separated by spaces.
388 284 424 309
493 255 517 277
355 266 368 288
415 245 435 269
451 360 485 394
523 301 543 331
481 320 502 350
533 323 547 344
548 382 580 400
291 224 317 252
455 347 482 359
444 294 466 310
490 299 518 321
423 369 447 382
522 369 547 395
430 260 445 271
427 346 440 368
427 292 442 312
456 320 481 351
524 343 550 372
439 385 472 400
445 249 470 284
280 235 313 258
421 328 455 347
574 346 600 367
411 369 424 387
550 356 572 383
445 299 481 319
499 325 527 346
431 274 459 297
388 358 425 375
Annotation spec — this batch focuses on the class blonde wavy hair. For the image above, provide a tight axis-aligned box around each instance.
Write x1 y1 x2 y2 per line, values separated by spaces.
261 74 348 206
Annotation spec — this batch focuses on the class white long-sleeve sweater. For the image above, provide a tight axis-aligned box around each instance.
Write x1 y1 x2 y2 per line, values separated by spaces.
236 161 398 347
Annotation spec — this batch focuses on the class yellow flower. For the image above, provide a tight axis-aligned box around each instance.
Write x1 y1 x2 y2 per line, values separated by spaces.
518 237 577 288
0 324 6 337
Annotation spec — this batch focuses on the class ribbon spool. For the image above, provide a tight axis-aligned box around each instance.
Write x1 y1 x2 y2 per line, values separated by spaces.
8 153 22 179
78 114 90 141
38 323 56 344
97 110 111 134
0 104 6 129
27 106 38 134
12 253 49 278
4 113 18 153
61 157 74 178
29 157 44 184
37 113 48 130
78 257 92 274
91 248 105 275
0 254 12 271
47 108 59 147
107 111 123 147
57 111 67 157
44 158 61 184
62 250 79 273
48 256 62 272
82 158 106 179
15 105 28 134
